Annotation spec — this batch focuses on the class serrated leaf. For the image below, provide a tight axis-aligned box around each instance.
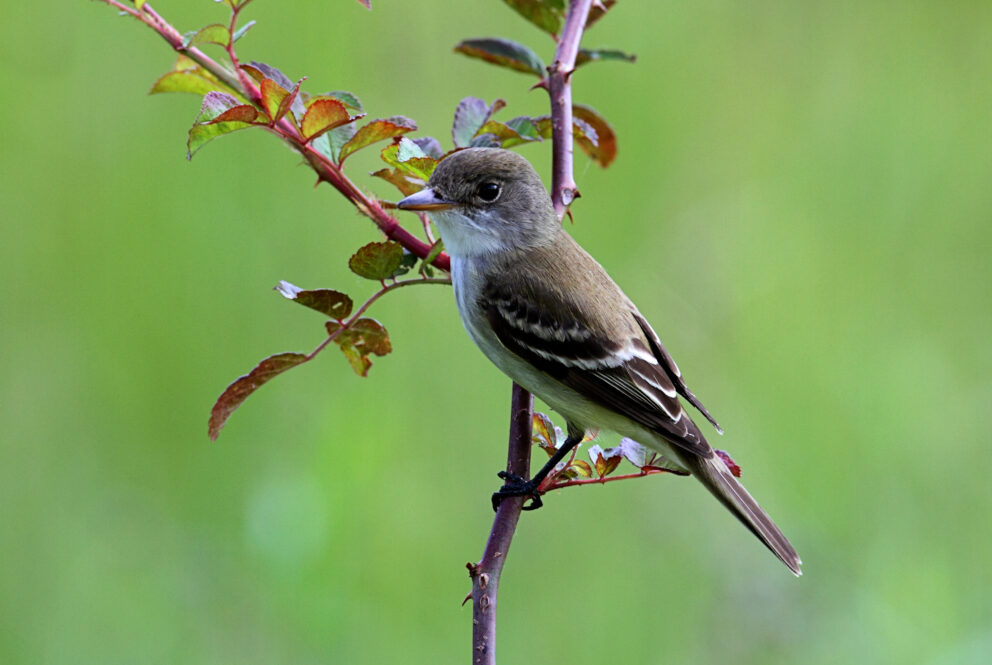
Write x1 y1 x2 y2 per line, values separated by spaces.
370 168 423 196
209 104 265 124
391 250 418 278
349 241 404 280
150 56 235 97
182 24 230 49
505 116 542 144
338 116 418 163
502 0 564 36
275 281 354 319
474 119 542 148
301 98 353 141
325 123 358 163
575 47 636 68
260 77 304 124
469 134 501 148
232 20 256 43
326 318 391 377
248 62 306 122
585 0 617 30
327 90 363 112
573 105 616 167
454 38 545 77
452 97 506 148
380 139 437 181
208 352 309 440
187 92 255 158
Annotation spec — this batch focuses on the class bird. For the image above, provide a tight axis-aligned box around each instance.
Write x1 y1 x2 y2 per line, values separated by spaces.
397 147 801 575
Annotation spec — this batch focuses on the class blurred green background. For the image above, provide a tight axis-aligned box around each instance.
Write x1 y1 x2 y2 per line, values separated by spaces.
2 0 990 663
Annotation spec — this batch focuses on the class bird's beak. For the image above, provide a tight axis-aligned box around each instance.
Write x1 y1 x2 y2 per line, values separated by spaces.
397 188 454 211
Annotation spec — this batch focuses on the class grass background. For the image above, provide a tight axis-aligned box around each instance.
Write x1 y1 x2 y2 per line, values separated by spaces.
2 0 990 663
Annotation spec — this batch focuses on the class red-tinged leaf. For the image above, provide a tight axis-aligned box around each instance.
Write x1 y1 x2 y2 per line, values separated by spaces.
209 104 264 124
502 0 564 37
181 24 230 49
343 318 392 356
573 104 617 167
338 116 417 163
260 77 304 124
302 98 352 141
240 63 266 85
589 444 622 477
325 319 391 377
248 62 306 122
715 449 742 478
370 168 423 196
454 38 545 77
208 352 308 440
452 97 506 148
348 241 403 280
474 120 542 148
585 0 616 29
575 47 636 68
187 92 255 158
532 412 557 454
275 281 353 319
568 459 593 478
326 90 363 112
355 0 371 8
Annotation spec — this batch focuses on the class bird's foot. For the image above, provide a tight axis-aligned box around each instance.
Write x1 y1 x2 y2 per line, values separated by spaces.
491 471 543 512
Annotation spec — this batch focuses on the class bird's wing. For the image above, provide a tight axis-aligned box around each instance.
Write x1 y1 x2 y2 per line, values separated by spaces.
480 276 712 459
630 311 722 433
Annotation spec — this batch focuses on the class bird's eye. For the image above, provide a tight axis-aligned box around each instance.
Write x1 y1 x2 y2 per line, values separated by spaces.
477 182 501 203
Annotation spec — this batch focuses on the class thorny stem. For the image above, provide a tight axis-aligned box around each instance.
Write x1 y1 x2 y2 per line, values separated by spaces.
98 0 450 272
469 2 593 664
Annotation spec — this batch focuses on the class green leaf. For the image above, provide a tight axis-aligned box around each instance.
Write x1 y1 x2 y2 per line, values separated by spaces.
421 239 445 275
380 138 437 180
505 116 542 143
454 38 545 77
502 0 565 37
149 55 235 97
338 116 418 163
325 123 358 163
232 20 256 43
181 24 230 49
348 241 404 280
575 47 636 68
391 250 418 278
209 105 265 124
301 97 354 141
573 104 617 167
275 281 354 319
187 92 256 158
589 444 622 477
327 90 363 112
452 97 506 148
247 62 306 122
208 352 309 440
474 119 541 148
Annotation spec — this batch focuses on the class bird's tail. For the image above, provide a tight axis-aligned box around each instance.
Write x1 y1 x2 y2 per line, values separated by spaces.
679 453 802 576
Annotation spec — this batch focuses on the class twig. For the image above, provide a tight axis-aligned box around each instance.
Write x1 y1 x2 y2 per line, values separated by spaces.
468 2 593 663
97 1 450 271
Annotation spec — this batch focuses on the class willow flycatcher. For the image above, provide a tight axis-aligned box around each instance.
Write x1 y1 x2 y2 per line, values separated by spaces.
398 148 801 575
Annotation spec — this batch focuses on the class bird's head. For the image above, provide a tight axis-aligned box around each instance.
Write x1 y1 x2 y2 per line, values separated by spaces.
398 148 558 257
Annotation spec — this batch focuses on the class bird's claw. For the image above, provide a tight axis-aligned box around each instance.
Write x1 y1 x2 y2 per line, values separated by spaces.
491 471 543 511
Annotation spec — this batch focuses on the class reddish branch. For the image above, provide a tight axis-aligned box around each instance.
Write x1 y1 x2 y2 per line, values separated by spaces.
100 0 449 271
468 2 594 664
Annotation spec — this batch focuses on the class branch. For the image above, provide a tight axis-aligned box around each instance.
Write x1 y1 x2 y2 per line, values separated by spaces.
97 1 450 271
469 2 593 664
